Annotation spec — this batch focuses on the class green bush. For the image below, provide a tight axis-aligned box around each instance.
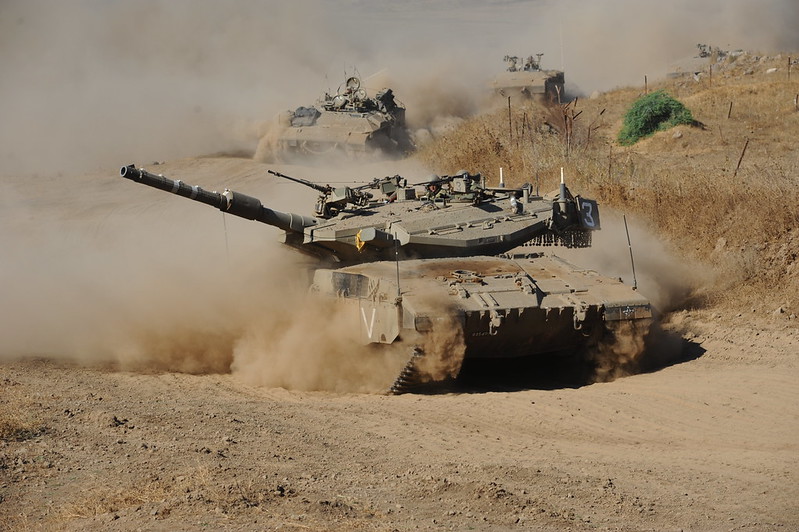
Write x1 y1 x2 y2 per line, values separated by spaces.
618 90 694 145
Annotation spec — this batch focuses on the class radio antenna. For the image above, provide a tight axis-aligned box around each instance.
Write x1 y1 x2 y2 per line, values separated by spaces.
394 238 402 300
623 214 638 290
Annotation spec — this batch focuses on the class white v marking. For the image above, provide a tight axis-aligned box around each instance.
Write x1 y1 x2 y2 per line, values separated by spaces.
360 307 377 339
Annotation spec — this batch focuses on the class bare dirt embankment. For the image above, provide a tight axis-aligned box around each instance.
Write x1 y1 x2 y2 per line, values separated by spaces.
2 52 799 532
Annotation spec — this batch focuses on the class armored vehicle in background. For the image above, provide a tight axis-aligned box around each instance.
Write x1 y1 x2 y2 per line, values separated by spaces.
119 164 652 392
257 76 414 162
667 43 742 80
490 54 565 103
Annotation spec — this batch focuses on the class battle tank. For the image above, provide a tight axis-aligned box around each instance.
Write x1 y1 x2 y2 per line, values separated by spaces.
490 54 565 103
257 76 415 162
119 164 652 393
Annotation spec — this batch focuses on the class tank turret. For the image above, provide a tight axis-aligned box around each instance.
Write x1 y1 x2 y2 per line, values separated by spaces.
120 165 600 266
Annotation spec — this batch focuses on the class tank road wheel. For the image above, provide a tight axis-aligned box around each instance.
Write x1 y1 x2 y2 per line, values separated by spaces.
388 347 425 395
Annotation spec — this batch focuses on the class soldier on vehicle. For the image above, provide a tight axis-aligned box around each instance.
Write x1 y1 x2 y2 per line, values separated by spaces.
509 190 523 214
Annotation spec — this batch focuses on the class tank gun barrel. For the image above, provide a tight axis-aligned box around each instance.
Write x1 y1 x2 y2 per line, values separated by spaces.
268 169 332 195
119 165 318 232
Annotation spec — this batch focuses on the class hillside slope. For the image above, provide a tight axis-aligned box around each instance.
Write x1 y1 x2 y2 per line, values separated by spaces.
417 50 799 318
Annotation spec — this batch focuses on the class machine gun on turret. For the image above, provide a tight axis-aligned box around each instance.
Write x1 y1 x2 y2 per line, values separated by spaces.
412 171 502 205
268 170 408 218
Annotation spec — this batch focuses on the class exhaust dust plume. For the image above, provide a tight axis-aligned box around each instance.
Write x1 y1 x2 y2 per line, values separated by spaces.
0 159 464 394
0 163 411 393
230 297 410 394
554 212 709 313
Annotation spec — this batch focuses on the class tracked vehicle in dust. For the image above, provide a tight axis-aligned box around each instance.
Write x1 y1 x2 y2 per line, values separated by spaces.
490 54 565 103
119 164 652 392
257 75 414 162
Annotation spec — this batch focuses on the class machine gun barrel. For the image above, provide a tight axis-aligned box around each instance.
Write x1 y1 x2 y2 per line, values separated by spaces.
119 165 318 232
267 169 332 195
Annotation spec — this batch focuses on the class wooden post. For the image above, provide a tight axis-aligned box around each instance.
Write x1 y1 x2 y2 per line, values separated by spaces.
527 114 535 149
644 75 648 94
607 144 613 182
727 101 733 119
733 137 750 177
709 63 712 88
789 57 792 80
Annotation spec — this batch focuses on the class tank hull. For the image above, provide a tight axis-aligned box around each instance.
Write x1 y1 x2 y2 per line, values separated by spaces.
311 254 653 392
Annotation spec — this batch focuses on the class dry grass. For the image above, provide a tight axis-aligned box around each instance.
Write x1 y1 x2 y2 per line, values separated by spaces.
416 51 799 314
0 380 46 442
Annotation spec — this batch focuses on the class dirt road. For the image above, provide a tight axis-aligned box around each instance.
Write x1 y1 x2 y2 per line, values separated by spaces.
3 311 798 531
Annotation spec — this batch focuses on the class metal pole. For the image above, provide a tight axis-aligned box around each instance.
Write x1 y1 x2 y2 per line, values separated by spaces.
394 239 401 300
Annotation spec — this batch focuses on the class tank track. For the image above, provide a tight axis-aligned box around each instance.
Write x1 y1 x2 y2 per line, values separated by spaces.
388 347 425 394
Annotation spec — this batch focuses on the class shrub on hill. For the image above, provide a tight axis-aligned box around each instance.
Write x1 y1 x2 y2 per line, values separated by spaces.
617 90 694 145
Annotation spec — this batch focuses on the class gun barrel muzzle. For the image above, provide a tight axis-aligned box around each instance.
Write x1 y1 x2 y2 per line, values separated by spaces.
120 165 225 210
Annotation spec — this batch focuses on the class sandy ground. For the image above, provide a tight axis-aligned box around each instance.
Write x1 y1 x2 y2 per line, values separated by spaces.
2 157 798 531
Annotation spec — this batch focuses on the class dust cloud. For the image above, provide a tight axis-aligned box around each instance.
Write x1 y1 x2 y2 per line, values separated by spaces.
0 167 411 392
589 318 692 383
4 0 795 178
555 211 704 381
230 297 411 394
589 320 649 383
409 297 467 384
553 211 709 313
556 0 799 94
230 266 468 393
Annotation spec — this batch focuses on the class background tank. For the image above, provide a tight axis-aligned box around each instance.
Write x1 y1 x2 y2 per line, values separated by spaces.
489 54 565 103
119 164 650 392
256 75 415 162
